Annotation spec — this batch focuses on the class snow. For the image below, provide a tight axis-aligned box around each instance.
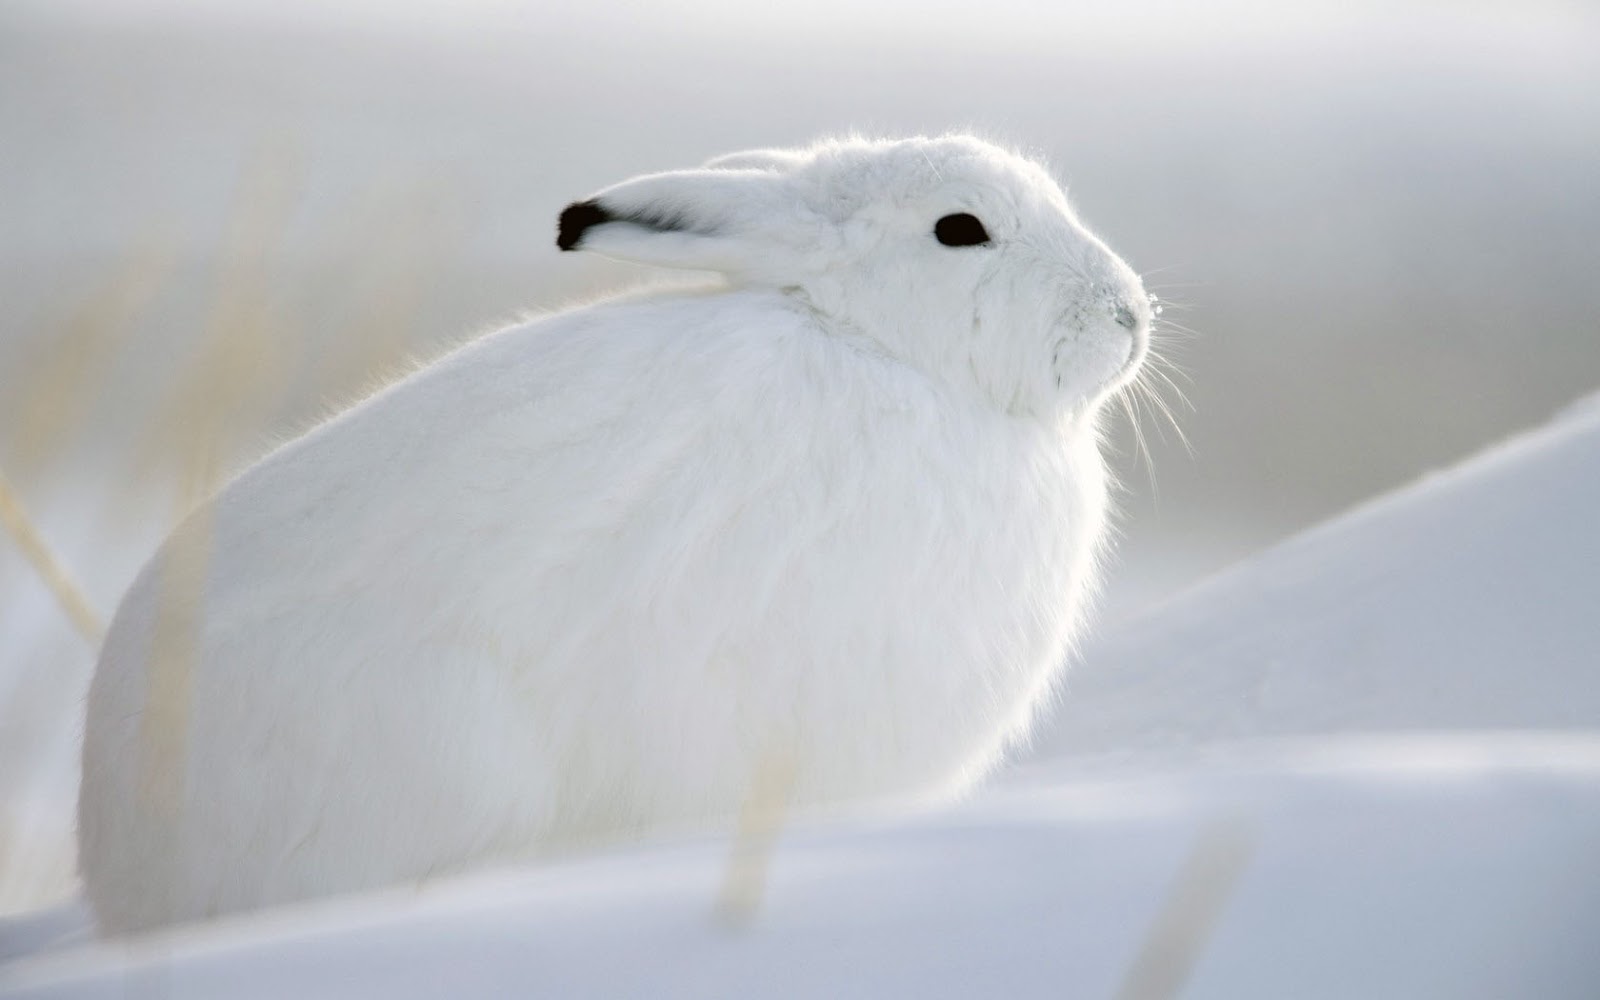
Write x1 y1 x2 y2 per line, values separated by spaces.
1033 389 1600 757
3 736 1599 998
3 396 1599 996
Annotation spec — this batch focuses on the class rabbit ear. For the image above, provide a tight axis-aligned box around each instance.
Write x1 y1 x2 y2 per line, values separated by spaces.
556 167 813 278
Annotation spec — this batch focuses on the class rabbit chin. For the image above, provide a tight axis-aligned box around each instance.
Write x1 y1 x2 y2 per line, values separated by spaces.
1107 328 1150 394
1050 327 1143 415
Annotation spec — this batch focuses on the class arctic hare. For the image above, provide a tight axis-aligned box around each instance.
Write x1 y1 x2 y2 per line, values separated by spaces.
79 134 1154 933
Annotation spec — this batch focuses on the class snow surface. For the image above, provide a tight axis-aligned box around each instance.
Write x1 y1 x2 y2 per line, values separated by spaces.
1033 388 1600 757
2 394 1598 996
3 736 1599 999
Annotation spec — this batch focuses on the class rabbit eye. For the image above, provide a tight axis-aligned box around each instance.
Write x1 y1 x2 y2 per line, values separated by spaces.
934 213 992 247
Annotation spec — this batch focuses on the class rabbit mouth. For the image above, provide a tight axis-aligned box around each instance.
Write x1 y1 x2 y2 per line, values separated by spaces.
1103 296 1151 390
1117 330 1150 386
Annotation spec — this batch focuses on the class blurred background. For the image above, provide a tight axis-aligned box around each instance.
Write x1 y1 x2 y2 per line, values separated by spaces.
2 0 1598 911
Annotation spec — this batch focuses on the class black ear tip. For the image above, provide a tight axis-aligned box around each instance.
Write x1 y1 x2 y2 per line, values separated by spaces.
557 199 613 251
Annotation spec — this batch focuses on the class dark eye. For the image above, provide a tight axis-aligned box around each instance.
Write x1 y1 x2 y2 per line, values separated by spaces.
934 213 992 247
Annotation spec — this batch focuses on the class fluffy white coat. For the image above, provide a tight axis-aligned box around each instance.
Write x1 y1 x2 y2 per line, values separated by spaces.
79 135 1152 933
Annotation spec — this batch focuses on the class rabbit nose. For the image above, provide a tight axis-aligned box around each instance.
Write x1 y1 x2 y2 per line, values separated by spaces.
1111 301 1139 330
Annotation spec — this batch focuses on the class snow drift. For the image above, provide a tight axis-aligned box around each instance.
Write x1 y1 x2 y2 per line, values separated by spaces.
3 393 1599 997
1034 391 1600 757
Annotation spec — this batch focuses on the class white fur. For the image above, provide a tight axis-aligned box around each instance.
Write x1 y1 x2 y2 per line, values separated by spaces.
78 135 1152 933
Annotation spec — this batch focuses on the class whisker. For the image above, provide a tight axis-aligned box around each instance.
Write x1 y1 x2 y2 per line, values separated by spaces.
1115 392 1139 467
1139 374 1194 456
1145 362 1195 407
1153 318 1201 339
1147 343 1195 370
1144 333 1195 369
1120 381 1159 500
1154 332 1199 351
1137 354 1194 447
1138 265 1193 281
1143 346 1195 388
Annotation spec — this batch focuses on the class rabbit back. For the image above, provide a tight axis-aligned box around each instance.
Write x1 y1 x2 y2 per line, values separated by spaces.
79 286 1108 932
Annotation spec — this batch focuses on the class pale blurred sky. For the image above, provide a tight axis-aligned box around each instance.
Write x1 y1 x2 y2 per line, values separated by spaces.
3 0 1598 619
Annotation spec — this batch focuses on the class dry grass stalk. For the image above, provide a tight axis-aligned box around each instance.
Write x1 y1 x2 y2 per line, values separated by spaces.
1113 818 1255 1000
135 145 300 498
0 135 461 917
7 238 175 476
134 146 302 826
715 752 797 928
136 447 219 820
313 180 456 398
0 471 104 644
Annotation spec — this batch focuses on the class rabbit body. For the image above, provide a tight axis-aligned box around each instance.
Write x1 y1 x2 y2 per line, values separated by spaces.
79 135 1151 933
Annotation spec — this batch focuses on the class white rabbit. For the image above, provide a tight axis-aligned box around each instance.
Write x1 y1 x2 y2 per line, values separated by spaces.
78 134 1153 934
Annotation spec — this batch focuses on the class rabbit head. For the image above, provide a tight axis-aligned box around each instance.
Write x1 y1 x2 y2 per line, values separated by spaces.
558 135 1149 418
